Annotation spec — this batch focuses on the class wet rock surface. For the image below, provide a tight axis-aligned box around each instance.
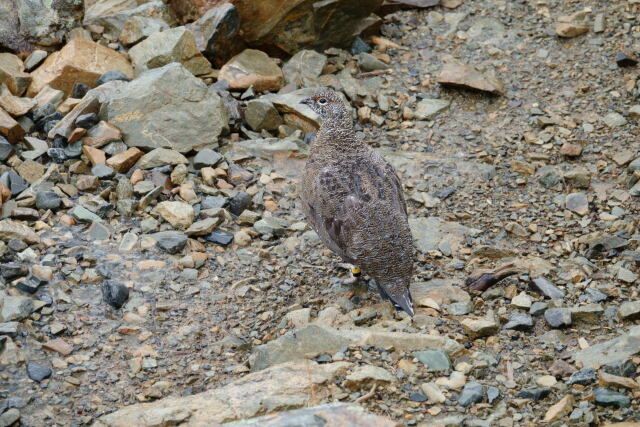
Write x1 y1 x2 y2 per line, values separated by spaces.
0 0 639 426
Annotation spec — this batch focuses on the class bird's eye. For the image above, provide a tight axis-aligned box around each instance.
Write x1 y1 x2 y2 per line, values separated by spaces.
317 98 327 105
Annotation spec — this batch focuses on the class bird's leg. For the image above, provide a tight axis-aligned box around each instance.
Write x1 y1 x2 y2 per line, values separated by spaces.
464 262 522 293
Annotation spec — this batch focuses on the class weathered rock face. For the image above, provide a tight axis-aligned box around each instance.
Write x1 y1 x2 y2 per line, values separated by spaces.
119 16 169 46
28 38 134 97
94 360 352 426
84 0 173 41
170 0 382 55
218 49 284 92
0 0 83 51
188 3 241 67
99 63 228 153
128 27 213 76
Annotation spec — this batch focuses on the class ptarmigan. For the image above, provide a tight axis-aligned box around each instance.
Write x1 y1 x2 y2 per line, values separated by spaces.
300 88 415 316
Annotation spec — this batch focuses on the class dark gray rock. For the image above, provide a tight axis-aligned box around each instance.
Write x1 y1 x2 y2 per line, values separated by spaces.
567 368 596 385
409 391 427 402
602 359 636 378
0 170 28 196
579 288 608 303
206 229 233 246
101 280 129 309
593 387 630 408
544 308 572 328
530 277 565 299
15 275 47 294
91 164 115 179
0 137 14 161
35 191 62 211
504 313 534 331
189 3 240 68
193 148 222 169
0 263 29 280
228 192 251 216
517 387 551 400
27 362 52 382
75 113 99 129
95 70 131 87
458 382 484 407
71 82 91 99
151 231 188 254
64 141 83 158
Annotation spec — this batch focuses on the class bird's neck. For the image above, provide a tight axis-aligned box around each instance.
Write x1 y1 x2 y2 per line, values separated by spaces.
313 115 362 154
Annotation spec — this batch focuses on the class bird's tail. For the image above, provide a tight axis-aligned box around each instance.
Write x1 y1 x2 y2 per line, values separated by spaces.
376 281 415 317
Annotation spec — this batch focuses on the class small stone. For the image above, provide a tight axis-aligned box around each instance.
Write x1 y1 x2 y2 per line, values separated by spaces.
0 295 34 322
486 386 500 404
193 148 222 169
414 98 450 120
82 145 106 166
95 70 131 87
544 308 572 328
155 201 195 229
70 206 102 223
559 142 582 157
151 231 188 254
555 11 589 38
106 148 144 173
15 275 47 294
530 301 548 316
570 304 603 324
598 371 639 390
544 395 575 422
630 105 640 119
565 193 589 215
437 55 504 94
101 280 129 309
536 375 557 387
603 359 636 378
206 229 234 246
504 313 534 331
421 382 446 403
414 350 450 372
511 292 532 309
0 53 31 96
119 16 169 46
617 301 640 320
136 148 189 169
0 408 20 427
344 365 394 388
460 317 498 338
593 387 630 408
603 112 627 128
24 50 48 71
42 338 73 356
254 217 287 237
0 322 19 336
530 277 565 300
568 368 597 385
35 191 61 211
27 362 52 382
218 49 284 92
244 99 283 132
0 107 24 143
76 112 99 129
517 387 551 400
92 164 115 179
617 267 638 284
616 52 638 67
458 382 484 407
186 217 221 236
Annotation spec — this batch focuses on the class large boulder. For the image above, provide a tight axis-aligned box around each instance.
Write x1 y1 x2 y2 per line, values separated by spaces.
94 360 352 426
99 63 228 153
128 27 212 76
169 0 383 55
28 38 134 97
84 0 173 41
188 3 240 67
219 49 284 92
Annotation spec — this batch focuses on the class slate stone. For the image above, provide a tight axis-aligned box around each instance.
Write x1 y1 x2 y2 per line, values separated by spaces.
91 164 115 179
193 148 222 169
0 262 28 280
201 196 227 210
151 231 188 254
35 191 62 211
517 387 551 400
602 359 636 378
228 192 251 216
530 277 565 299
504 313 534 331
486 386 500 404
95 70 131 87
414 350 450 372
0 137 14 161
75 112 99 129
593 387 630 408
15 274 47 294
101 280 129 309
71 82 91 99
544 308 572 328
206 229 234 246
27 362 52 382
567 368 597 385
459 382 484 407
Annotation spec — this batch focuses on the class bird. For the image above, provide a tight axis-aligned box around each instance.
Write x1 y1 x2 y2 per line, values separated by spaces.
299 88 415 316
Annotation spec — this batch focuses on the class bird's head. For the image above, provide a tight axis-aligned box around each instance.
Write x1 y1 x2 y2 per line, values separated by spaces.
300 89 347 120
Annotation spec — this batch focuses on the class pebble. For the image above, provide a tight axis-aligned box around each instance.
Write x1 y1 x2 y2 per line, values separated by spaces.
35 191 62 211
602 359 636 378
567 368 596 385
593 387 630 408
511 292 532 309
458 382 484 407
206 230 234 246
152 231 188 254
516 387 551 400
101 281 130 309
544 308 572 328
26 362 52 382
504 313 534 331
414 350 451 372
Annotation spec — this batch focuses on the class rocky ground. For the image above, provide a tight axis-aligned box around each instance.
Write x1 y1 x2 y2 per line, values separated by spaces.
1 0 640 426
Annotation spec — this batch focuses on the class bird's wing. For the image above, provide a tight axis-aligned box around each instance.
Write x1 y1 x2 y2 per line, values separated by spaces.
373 152 408 217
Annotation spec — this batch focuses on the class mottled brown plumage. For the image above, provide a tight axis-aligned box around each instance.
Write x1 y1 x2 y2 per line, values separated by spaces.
299 89 415 316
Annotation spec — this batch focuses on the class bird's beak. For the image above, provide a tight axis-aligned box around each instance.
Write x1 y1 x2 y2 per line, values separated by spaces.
300 97 312 106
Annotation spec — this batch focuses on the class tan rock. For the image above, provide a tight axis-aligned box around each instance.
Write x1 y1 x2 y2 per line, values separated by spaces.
511 160 535 175
598 371 639 390
106 147 144 173
15 160 45 184
57 98 82 114
137 260 166 270
128 26 212 76
68 128 87 143
82 145 106 165
42 338 73 356
35 85 65 112
219 49 284 92
94 360 352 427
0 107 24 143
543 394 574 422
155 201 195 229
0 84 35 116
185 217 221 236
437 55 504 94
560 142 582 157
0 53 31 96
28 38 133 97
82 121 122 147
556 11 589 38
0 219 41 244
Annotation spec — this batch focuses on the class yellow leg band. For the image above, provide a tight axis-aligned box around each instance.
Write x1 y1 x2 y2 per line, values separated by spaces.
351 267 361 277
